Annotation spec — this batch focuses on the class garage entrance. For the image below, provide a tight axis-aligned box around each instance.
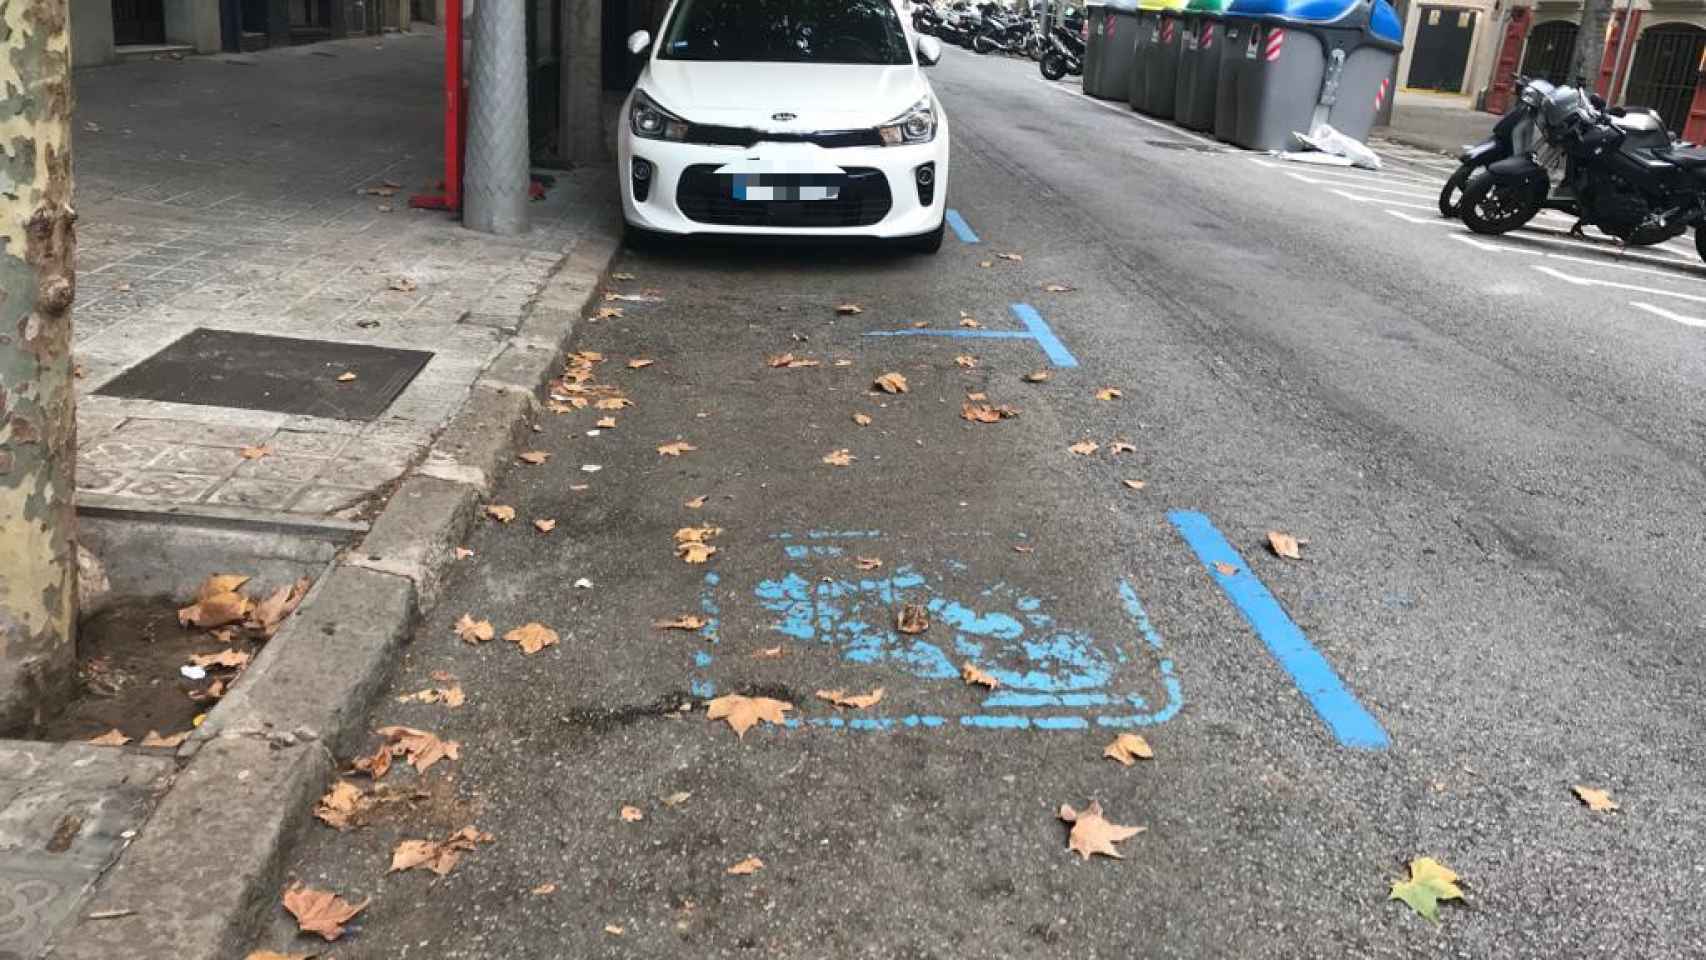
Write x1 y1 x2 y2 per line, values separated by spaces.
1624 23 1706 135
1406 5 1478 92
1519 19 1578 86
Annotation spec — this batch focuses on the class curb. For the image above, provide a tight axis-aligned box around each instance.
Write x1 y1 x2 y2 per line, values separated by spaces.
46 220 624 960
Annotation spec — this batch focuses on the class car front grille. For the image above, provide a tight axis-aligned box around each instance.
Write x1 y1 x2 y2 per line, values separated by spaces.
684 125 884 149
676 166 893 228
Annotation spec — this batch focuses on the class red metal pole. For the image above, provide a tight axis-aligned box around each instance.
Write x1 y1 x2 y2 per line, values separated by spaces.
411 0 463 211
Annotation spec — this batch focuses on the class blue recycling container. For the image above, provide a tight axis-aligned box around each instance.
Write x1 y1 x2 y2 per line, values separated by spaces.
1233 0 1404 151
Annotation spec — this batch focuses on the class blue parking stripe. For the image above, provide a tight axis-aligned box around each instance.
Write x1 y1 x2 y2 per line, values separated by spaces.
1009 304 1078 368
945 209 980 244
1168 511 1390 750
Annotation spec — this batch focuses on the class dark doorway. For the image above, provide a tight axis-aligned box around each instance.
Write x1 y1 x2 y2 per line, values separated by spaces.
1519 19 1578 87
112 0 167 46
1624 23 1706 134
1406 6 1479 92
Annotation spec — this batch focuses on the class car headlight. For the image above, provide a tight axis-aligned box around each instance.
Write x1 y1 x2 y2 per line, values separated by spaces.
630 90 689 141
878 97 936 146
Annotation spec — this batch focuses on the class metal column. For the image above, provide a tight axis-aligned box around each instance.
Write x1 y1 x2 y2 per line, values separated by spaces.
464 0 531 235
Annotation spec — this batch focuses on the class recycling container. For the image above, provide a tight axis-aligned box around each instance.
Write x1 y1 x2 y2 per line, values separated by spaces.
1213 0 1262 142
1083 4 1109 96
1173 0 1230 131
1136 0 1191 117
1099 0 1142 103
1234 0 1405 151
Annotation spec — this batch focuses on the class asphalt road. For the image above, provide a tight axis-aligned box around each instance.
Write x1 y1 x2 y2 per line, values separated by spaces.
255 47 1706 959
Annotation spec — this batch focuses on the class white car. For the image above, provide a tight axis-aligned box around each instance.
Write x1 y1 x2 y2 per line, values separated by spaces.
618 0 949 252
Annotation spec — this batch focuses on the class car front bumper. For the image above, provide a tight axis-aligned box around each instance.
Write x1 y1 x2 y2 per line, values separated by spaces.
618 122 949 239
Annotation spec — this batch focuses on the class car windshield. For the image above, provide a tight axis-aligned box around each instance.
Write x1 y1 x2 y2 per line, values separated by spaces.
660 0 913 64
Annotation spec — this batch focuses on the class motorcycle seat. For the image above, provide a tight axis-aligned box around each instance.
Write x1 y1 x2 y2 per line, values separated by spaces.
1657 146 1706 169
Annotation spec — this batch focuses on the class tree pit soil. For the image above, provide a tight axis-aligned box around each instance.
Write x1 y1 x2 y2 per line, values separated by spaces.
33 596 266 746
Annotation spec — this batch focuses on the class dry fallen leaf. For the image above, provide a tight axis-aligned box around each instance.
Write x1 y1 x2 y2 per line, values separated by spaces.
594 416 618 430
1023 370 1051 383
958 313 981 329
726 856 765 876
455 614 495 644
1059 800 1144 860
658 441 697 457
1013 544 1034 554
455 547 475 560
897 604 930 635
822 448 855 467
374 725 461 773
1109 441 1137 455
611 272 637 281
239 444 273 460
684 495 708 509
678 542 717 564
505 622 559 655
855 556 883 571
961 662 999 689
177 590 250 629
390 826 492 877
1069 440 1100 456
485 504 516 523
518 450 551 465
189 648 251 670
1389 857 1465 922
1214 561 1239 577
997 252 1023 262
313 780 371 831
753 646 785 659
397 685 465 708
351 741 392 780
140 729 191 749
87 728 130 747
1103 734 1154 766
245 951 313 960
1122 479 1147 491
627 358 655 369
595 397 633 411
852 413 873 427
873 372 909 394
595 306 624 320
1095 388 1123 401
706 694 793 738
1573 785 1620 813
336 371 357 383
654 614 708 631
816 688 885 710
534 518 557 534
767 352 821 369
662 791 693 806
532 883 557 896
620 806 645 823
955 355 978 368
281 883 370 942
1043 282 1075 293
605 925 626 936
978 259 993 268
388 277 417 293
1267 531 1303 560
835 303 864 315
961 402 1019 424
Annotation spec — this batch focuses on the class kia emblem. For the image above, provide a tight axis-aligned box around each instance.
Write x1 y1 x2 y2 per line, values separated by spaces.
771 112 797 122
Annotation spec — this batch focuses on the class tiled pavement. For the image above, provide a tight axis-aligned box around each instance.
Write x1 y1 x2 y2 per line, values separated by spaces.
71 29 602 520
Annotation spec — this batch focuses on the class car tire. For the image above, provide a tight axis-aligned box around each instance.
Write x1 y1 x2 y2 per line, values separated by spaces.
901 221 946 254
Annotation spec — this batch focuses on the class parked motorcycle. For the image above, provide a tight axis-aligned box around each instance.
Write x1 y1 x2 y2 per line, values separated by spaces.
973 5 1030 54
1039 13 1085 80
913 3 944 35
1458 77 1706 256
936 1 979 46
1438 79 1534 217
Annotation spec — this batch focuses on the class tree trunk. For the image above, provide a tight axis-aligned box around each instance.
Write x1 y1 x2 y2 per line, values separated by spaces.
0 0 79 734
1572 0 1616 95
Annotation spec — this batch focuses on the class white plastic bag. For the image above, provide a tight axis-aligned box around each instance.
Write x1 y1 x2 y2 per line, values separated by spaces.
1279 124 1383 171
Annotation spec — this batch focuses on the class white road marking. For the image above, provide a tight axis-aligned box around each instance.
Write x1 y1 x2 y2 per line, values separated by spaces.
1534 264 1706 304
1384 210 1455 225
1036 79 1228 149
1250 156 1439 188
1285 172 1435 200
1451 231 1706 285
1450 233 1543 255
1330 188 1436 212
1630 301 1706 328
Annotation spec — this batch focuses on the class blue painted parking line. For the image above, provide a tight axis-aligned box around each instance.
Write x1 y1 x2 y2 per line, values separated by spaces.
945 209 980 244
863 303 1078 368
1168 511 1390 750
689 530 1184 732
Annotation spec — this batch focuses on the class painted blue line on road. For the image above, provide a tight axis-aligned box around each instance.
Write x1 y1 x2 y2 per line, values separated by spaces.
1010 304 1079 368
945 209 980 244
1167 511 1389 750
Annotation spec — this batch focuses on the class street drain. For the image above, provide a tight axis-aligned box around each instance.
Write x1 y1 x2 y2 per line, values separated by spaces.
96 328 433 421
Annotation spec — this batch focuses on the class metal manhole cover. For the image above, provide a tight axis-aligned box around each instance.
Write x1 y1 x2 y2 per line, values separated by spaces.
95 329 433 421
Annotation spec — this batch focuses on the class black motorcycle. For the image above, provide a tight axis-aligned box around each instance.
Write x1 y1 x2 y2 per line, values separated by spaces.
973 7 1030 54
913 3 943 35
1459 78 1706 256
1438 81 1533 217
1040 15 1085 80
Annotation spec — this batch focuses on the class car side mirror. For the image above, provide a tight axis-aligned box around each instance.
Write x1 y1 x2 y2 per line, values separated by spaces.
627 30 652 55
917 35 942 65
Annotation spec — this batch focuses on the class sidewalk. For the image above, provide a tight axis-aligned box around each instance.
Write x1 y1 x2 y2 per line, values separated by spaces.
2 27 619 960
1374 89 1496 156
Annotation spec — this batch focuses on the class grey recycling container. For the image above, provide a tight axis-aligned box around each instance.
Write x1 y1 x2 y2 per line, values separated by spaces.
1082 4 1109 97
1233 0 1405 151
1173 0 1230 130
1125 4 1158 111
1213 3 1257 142
1138 7 1187 117
1101 2 1143 104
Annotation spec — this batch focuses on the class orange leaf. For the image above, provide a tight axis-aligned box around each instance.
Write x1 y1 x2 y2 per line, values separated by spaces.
873 372 909 394
1023 370 1050 383
852 413 873 426
620 805 645 823
658 441 697 457
1068 440 1099 456
961 662 999 689
1103 733 1154 766
726 856 765 875
816 688 885 710
1267 531 1303 560
706 694 793 738
1058 800 1144 859
281 883 370 942
654 614 707 631
505 622 559 655
627 358 654 369
454 614 495 644
87 728 130 747
822 448 855 467
518 450 551 465
1095 388 1123 401
896 604 929 634
485 504 516 523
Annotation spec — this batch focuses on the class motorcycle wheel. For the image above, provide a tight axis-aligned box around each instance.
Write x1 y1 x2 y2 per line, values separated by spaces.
973 32 995 54
1027 37 1044 60
1438 163 1474 219
1459 173 1542 235
1041 52 1067 81
1697 226 1706 264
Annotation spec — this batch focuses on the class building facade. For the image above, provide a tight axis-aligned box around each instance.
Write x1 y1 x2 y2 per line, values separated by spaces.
72 0 415 68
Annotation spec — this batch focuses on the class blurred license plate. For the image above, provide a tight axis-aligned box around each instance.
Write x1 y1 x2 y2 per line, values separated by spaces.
731 175 840 201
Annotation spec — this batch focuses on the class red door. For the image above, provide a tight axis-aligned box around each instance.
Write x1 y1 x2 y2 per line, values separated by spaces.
1484 9 1531 114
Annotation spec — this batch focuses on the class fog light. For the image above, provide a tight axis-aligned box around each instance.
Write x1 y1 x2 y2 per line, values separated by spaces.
631 158 653 202
914 162 936 206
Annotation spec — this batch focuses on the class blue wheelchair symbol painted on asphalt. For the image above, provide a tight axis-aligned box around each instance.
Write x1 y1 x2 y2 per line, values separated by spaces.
690 531 1183 731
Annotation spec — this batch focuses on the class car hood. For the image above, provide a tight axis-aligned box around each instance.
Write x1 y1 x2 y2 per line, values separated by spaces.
643 61 929 130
